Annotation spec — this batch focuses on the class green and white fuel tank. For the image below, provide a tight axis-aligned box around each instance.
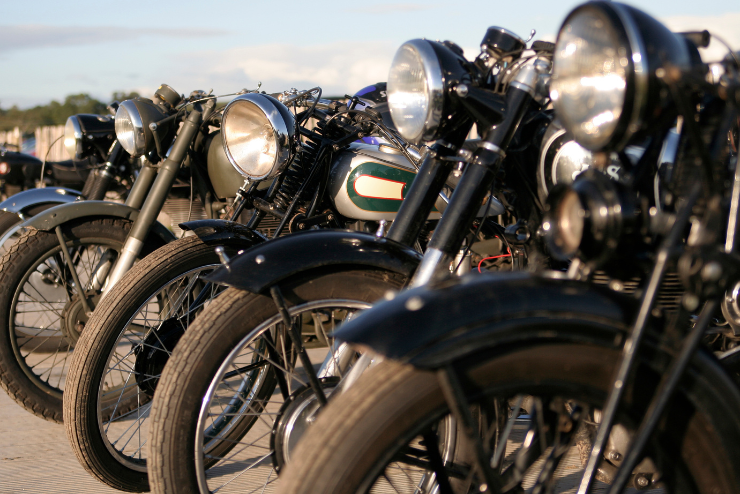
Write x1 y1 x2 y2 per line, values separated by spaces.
329 142 504 221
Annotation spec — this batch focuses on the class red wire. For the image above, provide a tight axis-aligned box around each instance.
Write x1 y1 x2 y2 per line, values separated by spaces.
478 242 512 273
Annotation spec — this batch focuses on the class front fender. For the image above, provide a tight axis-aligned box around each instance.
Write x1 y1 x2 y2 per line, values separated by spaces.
0 187 82 216
333 271 642 368
180 219 266 249
21 200 177 244
205 229 422 294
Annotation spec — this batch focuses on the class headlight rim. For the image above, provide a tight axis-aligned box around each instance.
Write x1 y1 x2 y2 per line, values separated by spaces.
64 115 83 160
388 39 445 143
115 100 148 156
221 93 295 181
552 2 648 152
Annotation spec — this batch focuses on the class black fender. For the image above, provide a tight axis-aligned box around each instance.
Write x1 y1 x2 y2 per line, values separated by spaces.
179 219 266 249
333 270 740 478
0 187 82 216
205 229 422 294
20 200 177 244
333 271 644 368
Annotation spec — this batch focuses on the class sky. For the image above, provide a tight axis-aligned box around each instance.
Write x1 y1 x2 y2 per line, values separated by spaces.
1 0 738 109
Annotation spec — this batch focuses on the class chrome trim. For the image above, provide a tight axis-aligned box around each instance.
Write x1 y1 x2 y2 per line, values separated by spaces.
479 141 506 157
392 40 445 142
610 2 648 149
726 156 740 253
221 93 294 180
102 237 144 294
65 115 83 159
116 100 147 156
409 247 447 287
194 299 373 493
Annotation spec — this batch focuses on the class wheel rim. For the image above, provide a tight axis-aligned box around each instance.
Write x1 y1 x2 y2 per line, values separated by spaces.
97 264 224 471
10 238 123 396
194 299 372 494
355 384 669 493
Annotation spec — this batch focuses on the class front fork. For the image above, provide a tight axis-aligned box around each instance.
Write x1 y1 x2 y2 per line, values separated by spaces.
103 102 213 293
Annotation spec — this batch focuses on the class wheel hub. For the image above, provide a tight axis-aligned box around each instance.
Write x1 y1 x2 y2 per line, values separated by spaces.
60 291 100 346
271 377 339 473
133 317 186 398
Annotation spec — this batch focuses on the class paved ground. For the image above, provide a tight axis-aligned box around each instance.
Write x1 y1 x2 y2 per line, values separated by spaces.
0 390 120 494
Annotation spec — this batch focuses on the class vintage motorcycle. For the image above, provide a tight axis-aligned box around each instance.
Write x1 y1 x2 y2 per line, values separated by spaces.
144 28 580 494
62 84 439 492
0 83 263 423
0 112 137 252
276 3 740 493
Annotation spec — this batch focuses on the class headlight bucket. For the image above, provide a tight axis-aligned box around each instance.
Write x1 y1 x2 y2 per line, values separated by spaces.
388 39 470 143
550 1 695 152
221 93 295 180
544 169 636 265
64 114 115 160
114 98 172 157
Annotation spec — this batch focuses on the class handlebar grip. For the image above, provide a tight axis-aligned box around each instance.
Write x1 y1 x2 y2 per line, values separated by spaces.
679 30 711 48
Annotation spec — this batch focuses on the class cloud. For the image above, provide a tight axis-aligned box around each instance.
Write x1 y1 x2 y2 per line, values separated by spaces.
660 12 740 61
0 25 222 52
169 41 398 97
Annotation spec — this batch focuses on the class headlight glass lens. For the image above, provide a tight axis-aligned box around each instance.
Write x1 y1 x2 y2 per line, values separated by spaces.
551 9 627 150
64 117 80 159
553 189 584 257
223 100 277 179
115 104 139 155
388 44 430 142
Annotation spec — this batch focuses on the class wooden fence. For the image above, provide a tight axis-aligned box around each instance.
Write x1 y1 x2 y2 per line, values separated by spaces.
35 125 66 162
0 127 22 150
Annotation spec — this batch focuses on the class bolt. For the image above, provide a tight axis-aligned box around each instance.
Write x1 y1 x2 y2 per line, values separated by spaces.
636 474 650 488
701 261 722 282
479 484 488 493
683 293 700 312
456 84 469 98
255 255 265 264
609 451 622 462
298 223 305 229
405 296 424 311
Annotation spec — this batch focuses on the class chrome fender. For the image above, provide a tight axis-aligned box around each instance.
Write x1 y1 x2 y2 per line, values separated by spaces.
0 187 82 216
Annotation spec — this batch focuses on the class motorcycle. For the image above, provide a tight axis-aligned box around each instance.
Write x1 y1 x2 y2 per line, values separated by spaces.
276 3 740 493
61 83 439 492
0 112 137 254
0 83 263 423
144 28 573 494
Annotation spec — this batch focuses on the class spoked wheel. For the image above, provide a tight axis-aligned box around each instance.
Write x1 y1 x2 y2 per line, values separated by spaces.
0 218 161 422
148 269 405 494
65 236 241 492
278 344 740 494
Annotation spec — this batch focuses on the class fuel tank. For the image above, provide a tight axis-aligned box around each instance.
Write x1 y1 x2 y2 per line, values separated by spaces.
329 142 442 221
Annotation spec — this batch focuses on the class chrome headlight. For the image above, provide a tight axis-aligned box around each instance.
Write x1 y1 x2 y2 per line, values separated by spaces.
544 169 636 264
114 98 171 157
221 94 295 180
550 2 693 151
64 116 83 159
388 40 444 143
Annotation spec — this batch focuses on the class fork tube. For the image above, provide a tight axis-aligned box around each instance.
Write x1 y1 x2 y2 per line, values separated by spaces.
104 107 205 292
385 144 458 247
410 87 532 288
124 161 158 209
577 181 702 494
608 299 719 494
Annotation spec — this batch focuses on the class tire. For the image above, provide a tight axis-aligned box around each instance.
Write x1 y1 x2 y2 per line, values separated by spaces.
0 204 57 256
0 218 163 423
64 235 242 492
148 269 406 494
279 346 740 494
